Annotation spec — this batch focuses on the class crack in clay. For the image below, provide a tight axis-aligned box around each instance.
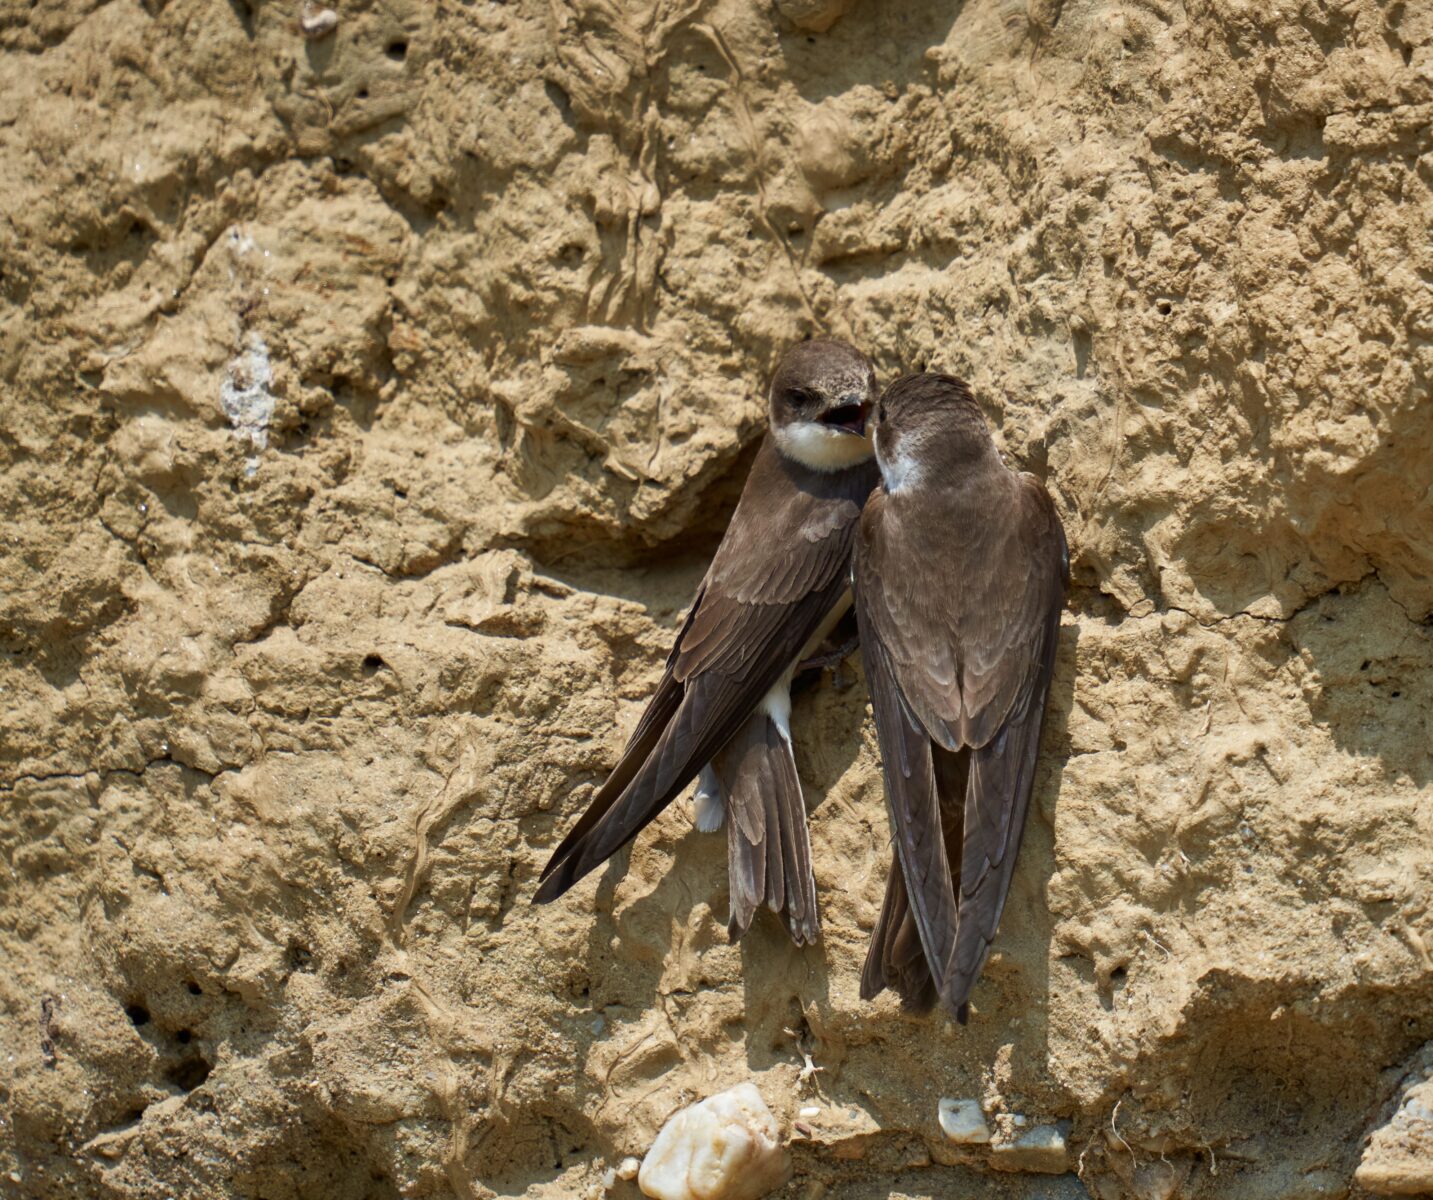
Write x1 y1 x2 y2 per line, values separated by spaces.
0 756 241 794
1092 568 1413 631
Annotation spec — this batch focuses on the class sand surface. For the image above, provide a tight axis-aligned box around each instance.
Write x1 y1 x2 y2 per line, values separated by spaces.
1 0 1430 1197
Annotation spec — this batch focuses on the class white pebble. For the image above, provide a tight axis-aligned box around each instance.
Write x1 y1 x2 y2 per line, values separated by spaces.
638 1083 791 1200
937 1097 991 1144
300 5 338 38
799 1106 820 1118
617 1157 640 1181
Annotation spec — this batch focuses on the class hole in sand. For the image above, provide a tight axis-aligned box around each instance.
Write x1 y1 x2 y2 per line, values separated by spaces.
167 1055 212 1092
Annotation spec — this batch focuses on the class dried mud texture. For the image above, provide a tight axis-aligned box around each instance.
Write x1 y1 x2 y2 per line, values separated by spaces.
0 1 1430 1198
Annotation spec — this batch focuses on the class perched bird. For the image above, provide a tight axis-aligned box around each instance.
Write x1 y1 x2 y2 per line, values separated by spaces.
853 373 1067 1019
533 339 880 944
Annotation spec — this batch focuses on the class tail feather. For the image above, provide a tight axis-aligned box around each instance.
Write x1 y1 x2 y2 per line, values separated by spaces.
718 711 820 946
860 852 938 1011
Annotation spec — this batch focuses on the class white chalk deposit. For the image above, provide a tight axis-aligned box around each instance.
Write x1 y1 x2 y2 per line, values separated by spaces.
638 1083 791 1200
219 331 274 475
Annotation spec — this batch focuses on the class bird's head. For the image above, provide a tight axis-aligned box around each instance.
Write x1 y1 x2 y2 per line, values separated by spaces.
768 338 877 472
871 373 995 494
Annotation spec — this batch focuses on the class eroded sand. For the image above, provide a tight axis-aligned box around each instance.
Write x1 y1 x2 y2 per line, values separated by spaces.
0 0 1430 1197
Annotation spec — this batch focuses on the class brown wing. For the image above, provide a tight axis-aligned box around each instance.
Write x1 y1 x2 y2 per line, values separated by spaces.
860 745 967 1012
533 441 875 904
855 472 1066 1016
535 607 695 885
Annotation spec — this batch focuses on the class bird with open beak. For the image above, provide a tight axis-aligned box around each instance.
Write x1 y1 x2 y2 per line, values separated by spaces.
853 372 1067 1020
533 339 879 945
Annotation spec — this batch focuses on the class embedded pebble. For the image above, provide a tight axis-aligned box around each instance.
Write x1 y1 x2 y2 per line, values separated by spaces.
990 1122 1071 1173
938 1098 991 1144
774 0 851 32
799 1106 820 1118
638 1083 791 1200
617 1156 641 1181
300 5 338 39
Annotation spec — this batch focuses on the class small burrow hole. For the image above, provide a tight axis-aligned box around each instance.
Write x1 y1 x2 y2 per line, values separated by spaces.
125 1004 151 1027
168 1056 212 1092
362 654 386 675
386 39 408 61
186 981 203 996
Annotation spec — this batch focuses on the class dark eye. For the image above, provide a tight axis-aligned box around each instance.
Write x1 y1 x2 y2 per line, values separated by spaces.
788 387 819 408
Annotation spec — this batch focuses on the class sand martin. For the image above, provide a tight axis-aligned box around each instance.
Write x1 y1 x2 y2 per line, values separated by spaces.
534 339 880 945
853 372 1067 1018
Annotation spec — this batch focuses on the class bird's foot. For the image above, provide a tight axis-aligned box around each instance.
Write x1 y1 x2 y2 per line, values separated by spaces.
795 633 859 676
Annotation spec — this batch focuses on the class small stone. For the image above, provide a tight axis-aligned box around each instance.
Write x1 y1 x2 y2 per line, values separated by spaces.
799 1106 820 1118
1356 1074 1433 1194
938 1098 991 1144
617 1157 640 1181
991 1122 1071 1174
773 0 851 33
300 5 338 39
638 1083 792 1200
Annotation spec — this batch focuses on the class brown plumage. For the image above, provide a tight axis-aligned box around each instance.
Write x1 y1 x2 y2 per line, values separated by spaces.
533 340 879 945
853 372 1067 1020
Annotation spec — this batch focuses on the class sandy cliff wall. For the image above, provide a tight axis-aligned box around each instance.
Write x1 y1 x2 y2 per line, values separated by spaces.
1 0 1431 1197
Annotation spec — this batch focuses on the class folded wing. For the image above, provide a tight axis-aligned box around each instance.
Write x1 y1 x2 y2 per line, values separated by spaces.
534 444 871 905
855 475 1066 1016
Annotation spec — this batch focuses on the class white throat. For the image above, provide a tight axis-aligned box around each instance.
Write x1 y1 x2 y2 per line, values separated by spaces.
877 444 923 494
775 421 873 472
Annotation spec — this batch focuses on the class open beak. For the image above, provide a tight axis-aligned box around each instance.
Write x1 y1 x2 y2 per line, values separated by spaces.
818 396 870 437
